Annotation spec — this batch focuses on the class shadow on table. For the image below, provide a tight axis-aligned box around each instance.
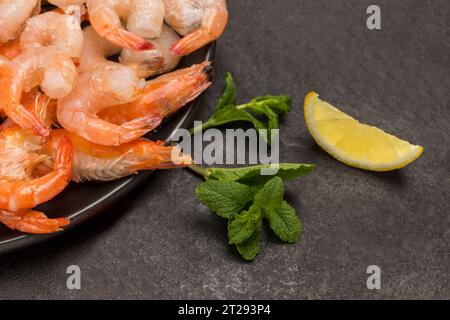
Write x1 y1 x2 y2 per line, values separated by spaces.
307 141 407 187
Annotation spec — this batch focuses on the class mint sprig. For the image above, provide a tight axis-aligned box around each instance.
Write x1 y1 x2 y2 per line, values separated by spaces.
188 72 314 261
190 73 291 144
194 167 314 261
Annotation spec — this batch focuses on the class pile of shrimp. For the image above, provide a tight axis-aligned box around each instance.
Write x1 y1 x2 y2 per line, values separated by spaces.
0 0 228 234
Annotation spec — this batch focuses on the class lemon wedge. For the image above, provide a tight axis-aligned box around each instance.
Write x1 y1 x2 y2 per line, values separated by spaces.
304 92 423 171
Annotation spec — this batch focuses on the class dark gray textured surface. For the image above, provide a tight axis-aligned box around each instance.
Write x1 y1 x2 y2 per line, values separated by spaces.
0 0 449 299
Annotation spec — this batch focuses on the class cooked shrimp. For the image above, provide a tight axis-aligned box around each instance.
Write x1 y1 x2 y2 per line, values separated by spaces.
164 0 228 55
0 0 41 43
0 48 77 136
86 0 165 50
0 133 73 212
58 27 162 146
120 24 181 78
40 129 192 182
0 210 69 234
20 11 84 58
99 61 213 124
18 11 83 95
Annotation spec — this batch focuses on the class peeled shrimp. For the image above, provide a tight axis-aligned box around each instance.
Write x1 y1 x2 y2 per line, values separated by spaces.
39 129 192 182
58 27 162 146
120 24 182 79
0 12 83 136
0 48 77 136
20 11 84 58
164 0 228 55
99 61 212 124
0 10 83 61
86 0 165 50
0 0 41 43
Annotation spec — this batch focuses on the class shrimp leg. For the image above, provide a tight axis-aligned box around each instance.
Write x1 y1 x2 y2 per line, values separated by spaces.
171 0 228 56
0 134 73 212
0 89 54 133
0 210 69 234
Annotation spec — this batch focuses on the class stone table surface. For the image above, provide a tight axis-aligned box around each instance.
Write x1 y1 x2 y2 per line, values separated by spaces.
1 0 449 299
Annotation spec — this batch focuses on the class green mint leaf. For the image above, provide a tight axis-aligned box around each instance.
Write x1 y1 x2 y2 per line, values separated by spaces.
199 104 276 144
195 180 254 219
228 207 261 244
218 72 237 109
207 163 315 185
253 177 284 211
189 72 291 144
202 105 266 131
236 228 261 261
264 201 302 243
246 103 279 137
190 103 265 135
249 95 291 117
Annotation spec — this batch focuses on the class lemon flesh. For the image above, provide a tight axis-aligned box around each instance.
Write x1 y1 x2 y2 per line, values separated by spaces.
304 92 423 172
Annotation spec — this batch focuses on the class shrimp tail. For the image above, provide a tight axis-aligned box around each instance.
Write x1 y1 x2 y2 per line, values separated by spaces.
0 210 69 234
4 103 49 137
1 90 53 131
0 59 49 136
89 11 154 51
171 2 228 56
171 29 211 56
53 134 74 172
107 27 155 51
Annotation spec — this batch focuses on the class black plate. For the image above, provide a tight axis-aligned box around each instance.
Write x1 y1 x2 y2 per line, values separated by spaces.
0 44 215 256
